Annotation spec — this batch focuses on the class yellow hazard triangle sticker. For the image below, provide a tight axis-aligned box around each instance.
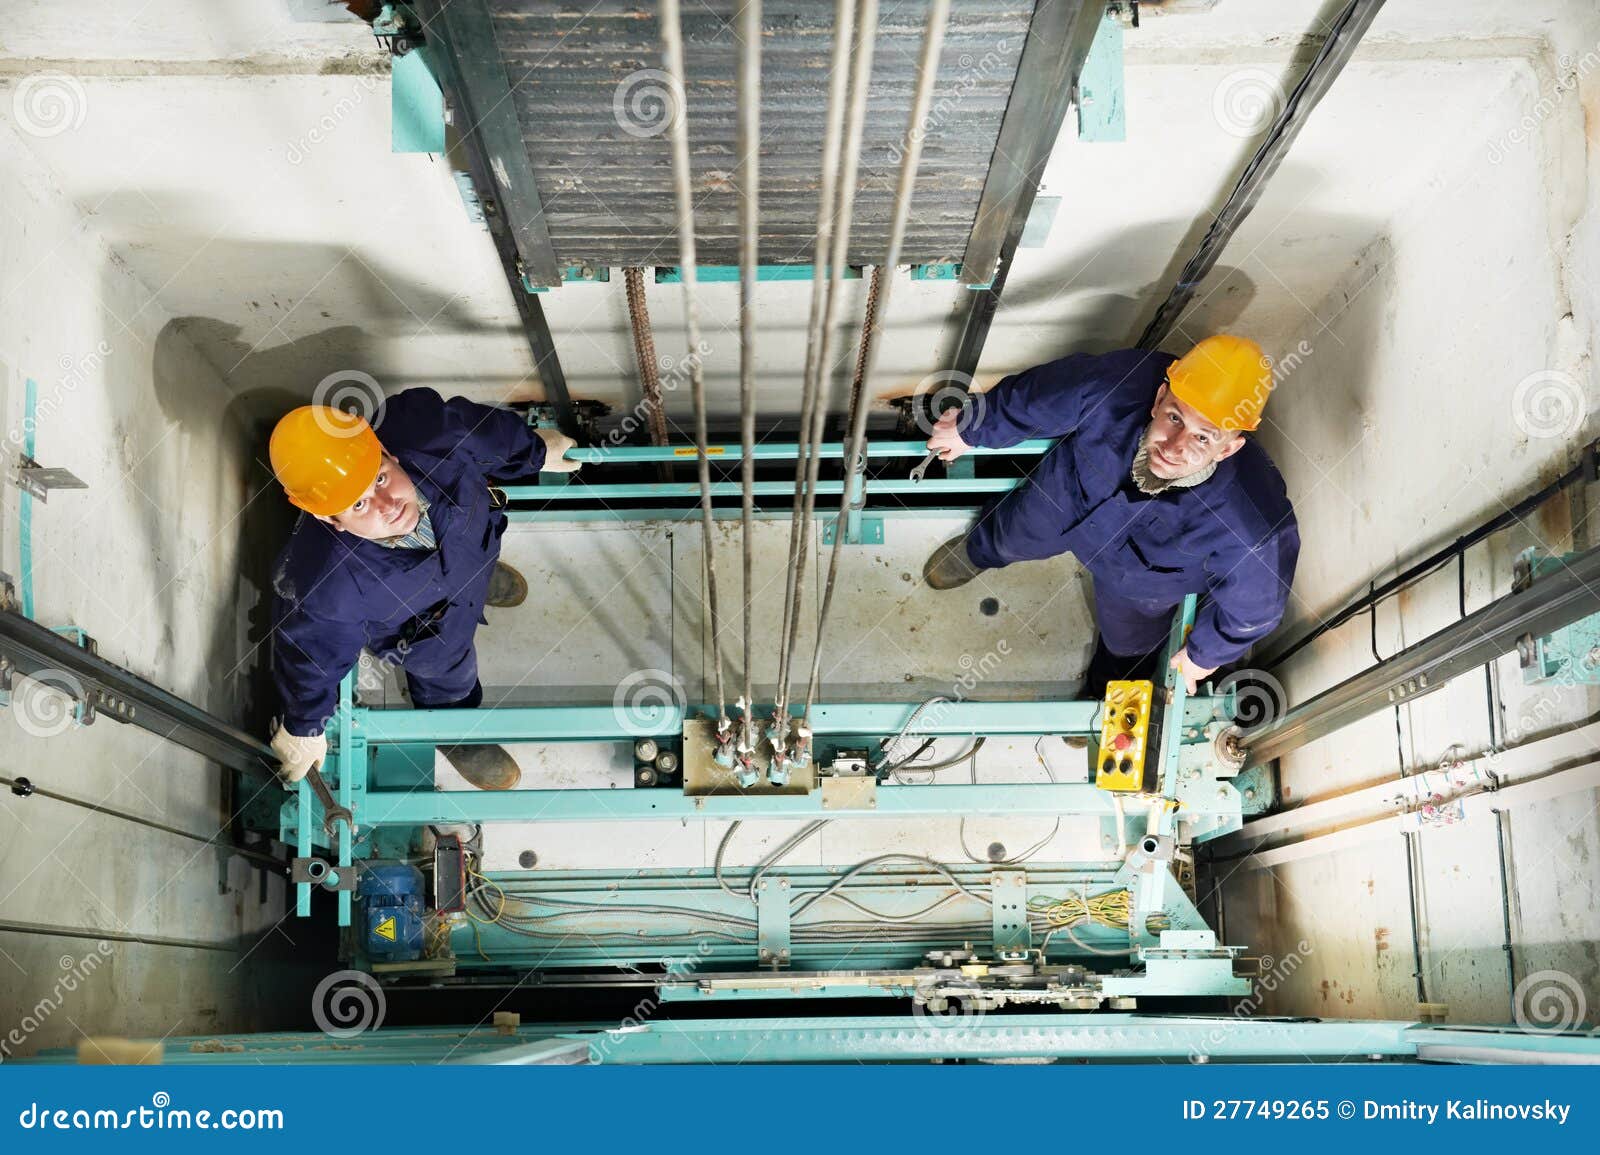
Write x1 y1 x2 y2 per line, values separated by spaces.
374 916 397 942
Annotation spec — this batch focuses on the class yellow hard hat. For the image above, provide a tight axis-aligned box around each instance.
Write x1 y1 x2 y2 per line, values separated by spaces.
1165 334 1274 432
268 406 382 516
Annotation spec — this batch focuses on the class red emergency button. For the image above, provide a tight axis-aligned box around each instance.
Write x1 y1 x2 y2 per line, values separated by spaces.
1112 732 1133 752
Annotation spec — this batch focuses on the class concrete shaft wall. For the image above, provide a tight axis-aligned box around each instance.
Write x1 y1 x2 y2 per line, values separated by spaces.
0 119 301 1058
1220 13 1600 1026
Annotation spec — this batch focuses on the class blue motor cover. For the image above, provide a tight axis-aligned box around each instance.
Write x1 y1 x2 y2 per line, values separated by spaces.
358 863 426 962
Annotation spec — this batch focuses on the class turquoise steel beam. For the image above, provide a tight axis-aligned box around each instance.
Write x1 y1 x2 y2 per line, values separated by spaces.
584 1014 1418 1064
345 700 1102 744
505 507 978 525
361 782 1124 826
1076 9 1126 142
522 266 610 293
566 439 1053 463
1157 594 1199 797
390 46 445 152
655 265 860 283
335 670 363 928
657 983 922 1002
18 1017 1440 1062
29 1018 1600 1065
19 377 37 619
451 1038 592 1065
294 775 312 918
1406 1026 1600 1064
498 478 1019 501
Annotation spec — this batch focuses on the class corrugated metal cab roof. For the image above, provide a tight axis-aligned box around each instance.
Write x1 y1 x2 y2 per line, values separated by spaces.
489 0 1033 266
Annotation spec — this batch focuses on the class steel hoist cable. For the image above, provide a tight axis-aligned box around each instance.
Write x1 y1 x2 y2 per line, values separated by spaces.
801 0 950 729
772 0 859 738
780 0 880 756
659 0 730 736
736 0 762 763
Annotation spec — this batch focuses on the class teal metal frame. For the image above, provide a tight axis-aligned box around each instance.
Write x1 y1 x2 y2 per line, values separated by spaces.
1517 549 1600 685
561 438 1054 464
27 1017 1600 1065
280 592 1251 988
1076 9 1126 143
654 265 861 283
502 439 1053 534
391 46 445 153
19 377 37 620
270 429 1253 1008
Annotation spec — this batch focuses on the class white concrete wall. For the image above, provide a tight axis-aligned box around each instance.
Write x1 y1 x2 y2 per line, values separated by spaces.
0 117 299 1059
1220 11 1600 1027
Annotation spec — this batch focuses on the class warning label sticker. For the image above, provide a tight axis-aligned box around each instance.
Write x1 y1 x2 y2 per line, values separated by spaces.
374 916 397 942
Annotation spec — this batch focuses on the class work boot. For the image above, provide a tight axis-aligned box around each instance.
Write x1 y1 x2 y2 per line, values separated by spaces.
439 743 522 790
485 562 528 608
923 535 985 590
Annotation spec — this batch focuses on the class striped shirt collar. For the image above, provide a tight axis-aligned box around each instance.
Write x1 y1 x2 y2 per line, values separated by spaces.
371 494 436 551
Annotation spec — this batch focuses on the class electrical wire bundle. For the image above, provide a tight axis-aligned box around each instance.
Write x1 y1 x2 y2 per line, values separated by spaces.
1030 889 1133 957
459 824 1141 961
448 727 1147 963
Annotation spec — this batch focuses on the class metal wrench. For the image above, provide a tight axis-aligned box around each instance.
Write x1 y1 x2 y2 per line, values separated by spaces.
908 450 939 484
304 764 354 839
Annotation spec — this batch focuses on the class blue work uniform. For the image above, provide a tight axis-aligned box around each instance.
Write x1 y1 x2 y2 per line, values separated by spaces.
271 388 547 737
963 349 1299 668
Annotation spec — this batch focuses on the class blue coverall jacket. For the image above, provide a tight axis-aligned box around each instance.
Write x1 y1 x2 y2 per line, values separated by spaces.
271 389 547 736
963 349 1299 668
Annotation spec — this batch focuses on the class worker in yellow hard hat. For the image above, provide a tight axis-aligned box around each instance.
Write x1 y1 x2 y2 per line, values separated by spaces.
922 335 1299 696
267 388 579 789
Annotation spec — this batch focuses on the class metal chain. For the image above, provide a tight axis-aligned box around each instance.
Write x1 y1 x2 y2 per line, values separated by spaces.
844 263 885 440
623 267 671 480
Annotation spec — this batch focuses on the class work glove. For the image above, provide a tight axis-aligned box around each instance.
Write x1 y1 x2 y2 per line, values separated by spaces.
270 724 326 786
535 428 582 473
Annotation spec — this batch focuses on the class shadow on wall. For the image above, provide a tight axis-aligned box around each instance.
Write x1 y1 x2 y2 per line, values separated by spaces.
870 224 1263 409
132 231 543 713
1247 234 1394 640
97 225 541 399
149 316 419 738
1120 160 1388 354
137 323 268 744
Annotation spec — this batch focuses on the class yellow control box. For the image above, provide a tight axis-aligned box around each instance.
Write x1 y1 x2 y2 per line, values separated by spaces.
1094 679 1153 793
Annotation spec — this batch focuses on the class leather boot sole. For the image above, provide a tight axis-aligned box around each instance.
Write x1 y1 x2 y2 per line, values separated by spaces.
439 743 522 790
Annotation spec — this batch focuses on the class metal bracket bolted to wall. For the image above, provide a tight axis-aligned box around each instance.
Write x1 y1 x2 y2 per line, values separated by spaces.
8 454 86 502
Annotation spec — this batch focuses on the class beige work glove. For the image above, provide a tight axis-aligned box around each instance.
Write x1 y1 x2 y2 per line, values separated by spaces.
536 428 581 474
270 725 326 785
